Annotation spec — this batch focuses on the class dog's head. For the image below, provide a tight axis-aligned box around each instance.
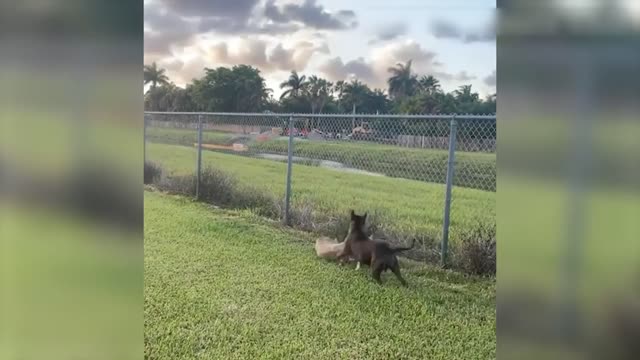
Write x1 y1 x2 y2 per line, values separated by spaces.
349 210 367 232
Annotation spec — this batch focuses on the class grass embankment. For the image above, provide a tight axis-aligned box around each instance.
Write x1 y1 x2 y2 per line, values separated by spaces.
146 127 496 191
144 191 496 359
147 143 495 247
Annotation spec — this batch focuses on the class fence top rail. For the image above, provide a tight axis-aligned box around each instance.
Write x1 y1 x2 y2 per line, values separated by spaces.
144 111 496 120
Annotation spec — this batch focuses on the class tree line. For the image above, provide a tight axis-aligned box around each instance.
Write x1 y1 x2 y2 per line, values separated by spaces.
144 60 496 115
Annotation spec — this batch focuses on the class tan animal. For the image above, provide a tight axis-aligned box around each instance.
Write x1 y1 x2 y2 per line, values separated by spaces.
315 237 346 260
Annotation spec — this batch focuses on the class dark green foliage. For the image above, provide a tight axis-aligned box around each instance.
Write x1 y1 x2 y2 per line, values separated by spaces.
143 63 496 117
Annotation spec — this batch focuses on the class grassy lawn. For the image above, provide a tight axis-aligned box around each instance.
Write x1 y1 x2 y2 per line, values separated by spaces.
251 138 496 191
146 127 239 147
144 191 496 359
146 127 496 191
147 143 495 245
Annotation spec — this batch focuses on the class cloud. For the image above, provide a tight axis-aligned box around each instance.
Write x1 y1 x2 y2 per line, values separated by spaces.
146 0 354 48
371 40 438 72
456 71 476 81
177 58 208 84
144 31 173 57
158 0 260 18
145 5 187 33
316 40 480 91
144 4 198 57
158 57 185 75
197 16 300 35
316 40 442 89
484 70 496 87
204 38 328 73
268 44 297 71
368 22 408 44
428 19 495 43
217 39 269 69
264 0 357 30
434 70 477 82
431 20 462 39
463 30 495 43
144 0 355 63
319 57 377 83
271 41 329 71
264 0 289 23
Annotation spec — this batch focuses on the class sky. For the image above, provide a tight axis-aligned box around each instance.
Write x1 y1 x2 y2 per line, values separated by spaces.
144 0 496 98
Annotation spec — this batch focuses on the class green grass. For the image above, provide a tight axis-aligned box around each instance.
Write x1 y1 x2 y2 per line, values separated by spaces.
146 127 239 147
144 191 496 359
252 138 496 191
147 143 495 245
146 127 496 191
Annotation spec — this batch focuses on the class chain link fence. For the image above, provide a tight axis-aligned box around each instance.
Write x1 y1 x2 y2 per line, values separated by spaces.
144 111 496 265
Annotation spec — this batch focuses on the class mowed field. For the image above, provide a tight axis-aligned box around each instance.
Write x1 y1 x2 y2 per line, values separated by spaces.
146 127 497 191
147 141 495 246
144 191 496 359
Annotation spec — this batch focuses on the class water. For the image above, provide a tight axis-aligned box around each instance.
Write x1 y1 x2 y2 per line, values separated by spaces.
255 153 384 177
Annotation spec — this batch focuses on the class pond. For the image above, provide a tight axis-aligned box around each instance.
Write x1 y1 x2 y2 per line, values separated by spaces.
255 153 385 177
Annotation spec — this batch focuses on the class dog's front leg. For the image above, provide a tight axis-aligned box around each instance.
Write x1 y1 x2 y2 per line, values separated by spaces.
355 262 361 270
336 242 351 266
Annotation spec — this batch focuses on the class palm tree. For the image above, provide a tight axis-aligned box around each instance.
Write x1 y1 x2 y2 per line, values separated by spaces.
454 85 480 103
235 77 271 113
369 89 390 113
387 60 418 100
333 80 346 109
144 62 170 90
305 76 333 129
279 71 308 100
334 80 346 99
342 79 370 129
418 75 441 94
342 79 369 110
306 76 333 114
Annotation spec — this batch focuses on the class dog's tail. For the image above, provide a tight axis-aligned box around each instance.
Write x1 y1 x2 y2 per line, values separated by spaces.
391 239 416 254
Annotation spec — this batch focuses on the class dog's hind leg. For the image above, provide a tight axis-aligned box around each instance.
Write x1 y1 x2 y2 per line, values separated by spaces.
390 262 408 287
371 262 384 285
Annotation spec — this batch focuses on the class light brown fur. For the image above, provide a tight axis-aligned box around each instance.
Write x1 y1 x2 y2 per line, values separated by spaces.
315 236 345 259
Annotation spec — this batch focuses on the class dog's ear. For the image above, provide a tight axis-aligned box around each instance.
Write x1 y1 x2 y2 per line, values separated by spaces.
363 212 368 220
350 209 355 218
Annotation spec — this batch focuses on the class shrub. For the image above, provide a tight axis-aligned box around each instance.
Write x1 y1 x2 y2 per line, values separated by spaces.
156 172 195 195
156 166 279 218
144 161 162 184
297 208 384 243
454 222 496 276
151 163 496 276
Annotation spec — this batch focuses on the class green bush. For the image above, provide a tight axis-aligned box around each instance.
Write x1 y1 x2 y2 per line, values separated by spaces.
453 222 496 276
156 166 279 218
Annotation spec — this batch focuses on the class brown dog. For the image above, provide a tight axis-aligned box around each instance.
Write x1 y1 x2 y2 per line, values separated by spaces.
337 210 415 286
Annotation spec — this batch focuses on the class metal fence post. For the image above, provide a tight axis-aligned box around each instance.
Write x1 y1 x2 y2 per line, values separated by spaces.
352 104 356 130
196 114 203 200
441 115 457 266
284 116 294 225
